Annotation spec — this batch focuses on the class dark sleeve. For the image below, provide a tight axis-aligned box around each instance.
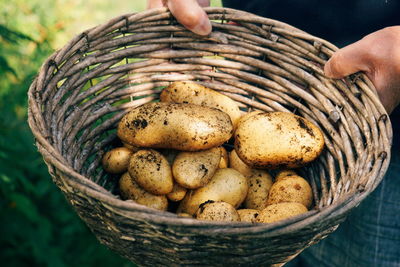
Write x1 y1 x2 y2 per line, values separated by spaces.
222 0 400 46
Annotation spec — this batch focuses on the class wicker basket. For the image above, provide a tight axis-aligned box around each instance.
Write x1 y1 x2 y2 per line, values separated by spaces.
27 7 392 267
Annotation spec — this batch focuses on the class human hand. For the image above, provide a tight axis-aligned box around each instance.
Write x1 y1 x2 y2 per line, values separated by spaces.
147 0 212 36
324 26 400 114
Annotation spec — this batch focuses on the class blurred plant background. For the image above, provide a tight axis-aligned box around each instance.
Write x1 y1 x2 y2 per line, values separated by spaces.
0 0 220 266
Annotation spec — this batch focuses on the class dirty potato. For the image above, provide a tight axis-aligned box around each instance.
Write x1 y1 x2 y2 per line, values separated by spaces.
177 168 248 215
229 149 253 177
218 146 229 169
234 112 325 169
167 183 187 202
195 201 240 222
266 175 313 208
237 110 263 125
237 209 259 223
172 147 221 189
118 102 233 151
119 172 168 211
160 81 242 128
274 169 298 182
102 147 133 174
244 170 274 210
128 149 173 195
256 202 308 223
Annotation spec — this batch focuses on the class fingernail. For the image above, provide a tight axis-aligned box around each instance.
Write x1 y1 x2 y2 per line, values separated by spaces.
192 15 212 36
324 61 333 77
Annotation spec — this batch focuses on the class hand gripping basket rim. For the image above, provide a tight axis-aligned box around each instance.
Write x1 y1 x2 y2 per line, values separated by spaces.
27 7 393 266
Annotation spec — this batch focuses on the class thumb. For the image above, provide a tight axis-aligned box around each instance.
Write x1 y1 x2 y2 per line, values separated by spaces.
324 40 372 79
167 0 212 35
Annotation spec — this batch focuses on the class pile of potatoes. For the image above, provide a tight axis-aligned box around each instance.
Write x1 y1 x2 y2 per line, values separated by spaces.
102 81 325 224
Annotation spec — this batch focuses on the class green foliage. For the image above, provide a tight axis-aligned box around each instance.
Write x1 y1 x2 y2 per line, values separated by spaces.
0 0 147 266
0 0 222 266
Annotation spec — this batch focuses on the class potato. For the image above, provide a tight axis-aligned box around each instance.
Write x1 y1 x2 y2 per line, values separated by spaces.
237 209 259 223
118 102 233 151
160 81 242 128
128 149 173 195
275 169 298 182
172 147 221 189
256 202 308 223
102 147 133 174
229 149 253 177
266 175 313 208
195 201 240 222
234 112 325 169
178 168 248 215
167 183 187 202
237 110 263 125
218 146 229 169
119 172 168 211
244 170 274 210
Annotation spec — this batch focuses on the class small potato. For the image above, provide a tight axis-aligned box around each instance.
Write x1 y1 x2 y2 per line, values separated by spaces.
275 169 298 182
128 149 173 195
118 102 233 151
160 81 242 128
244 170 274 210
119 172 168 211
266 175 313 208
234 112 325 169
256 202 308 223
218 146 229 169
195 201 240 222
229 149 253 177
178 168 248 215
173 147 221 189
167 183 187 202
237 209 259 223
102 147 133 174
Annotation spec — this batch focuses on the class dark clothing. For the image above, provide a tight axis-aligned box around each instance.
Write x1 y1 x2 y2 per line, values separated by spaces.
222 1 400 266
223 0 399 149
223 0 400 46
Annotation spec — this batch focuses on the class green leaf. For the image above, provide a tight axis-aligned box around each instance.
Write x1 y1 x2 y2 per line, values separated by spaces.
0 174 11 183
9 192 41 223
0 56 17 76
0 24 33 44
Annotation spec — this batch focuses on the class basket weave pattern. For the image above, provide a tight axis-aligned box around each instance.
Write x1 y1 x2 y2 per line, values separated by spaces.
28 7 392 266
